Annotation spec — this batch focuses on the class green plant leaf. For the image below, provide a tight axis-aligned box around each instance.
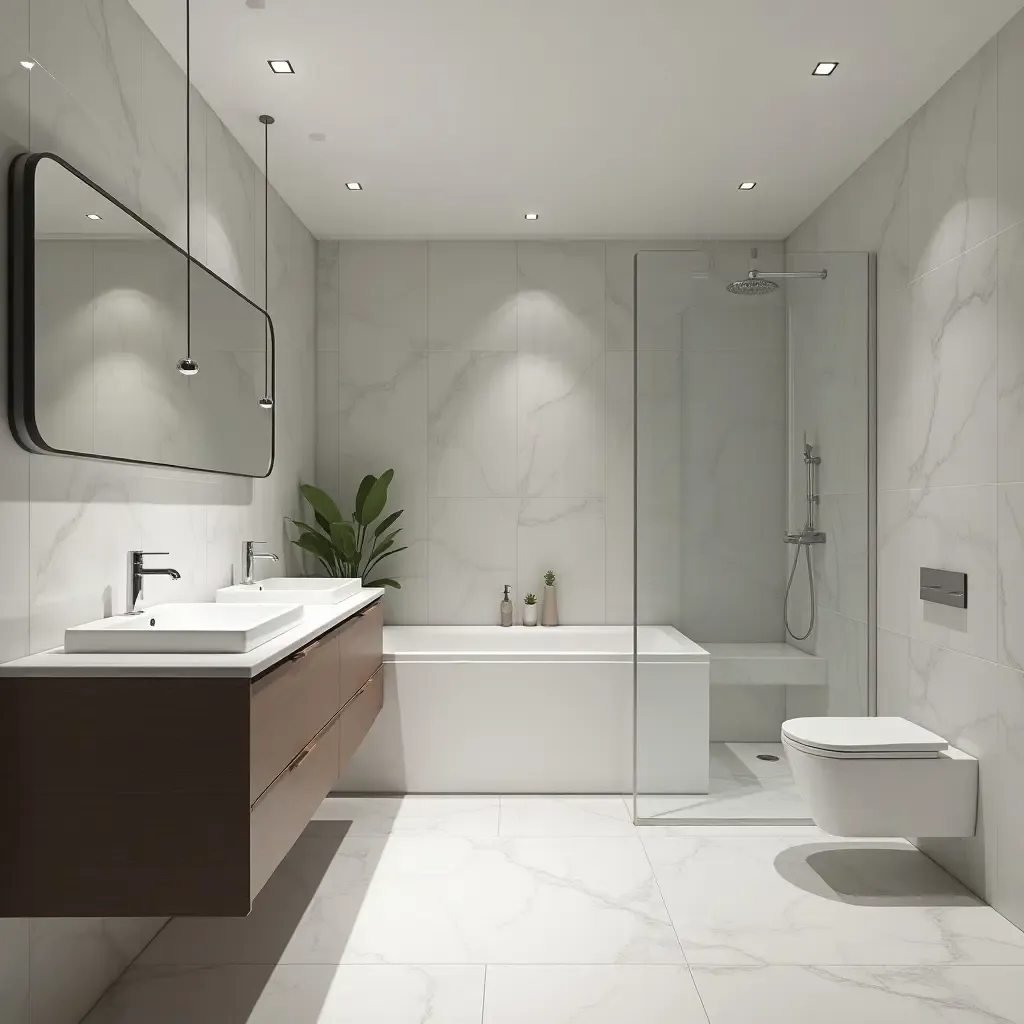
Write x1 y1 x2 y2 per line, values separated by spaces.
358 468 394 525
367 530 400 562
363 545 407 579
293 531 339 576
365 578 401 589
330 521 358 561
288 518 328 538
373 509 404 537
353 474 377 523
300 483 343 526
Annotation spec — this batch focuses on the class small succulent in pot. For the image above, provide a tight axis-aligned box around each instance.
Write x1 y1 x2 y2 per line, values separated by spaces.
523 592 539 626
524 593 538 605
541 569 558 626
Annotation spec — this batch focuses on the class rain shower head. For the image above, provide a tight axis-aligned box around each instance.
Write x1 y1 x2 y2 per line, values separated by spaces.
726 274 779 296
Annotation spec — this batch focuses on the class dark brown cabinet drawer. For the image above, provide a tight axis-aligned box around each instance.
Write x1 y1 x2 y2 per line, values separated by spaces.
339 666 384 776
250 631 340 804
338 600 384 705
250 712 341 899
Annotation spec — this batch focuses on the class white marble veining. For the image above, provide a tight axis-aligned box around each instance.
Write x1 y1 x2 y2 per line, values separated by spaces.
644 835 1024 966
483 966 709 1024
908 38 997 281
498 797 636 838
316 796 501 838
692 965 1024 1024
84 964 486 1024
997 223 1024 484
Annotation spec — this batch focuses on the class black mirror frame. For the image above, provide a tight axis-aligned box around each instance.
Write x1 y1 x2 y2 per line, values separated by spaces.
7 151 276 479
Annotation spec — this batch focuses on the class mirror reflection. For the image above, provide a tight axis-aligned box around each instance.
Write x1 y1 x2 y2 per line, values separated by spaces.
25 154 273 477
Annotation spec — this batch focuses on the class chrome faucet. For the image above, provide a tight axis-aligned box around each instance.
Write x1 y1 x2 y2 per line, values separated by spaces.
245 541 279 585
129 551 181 614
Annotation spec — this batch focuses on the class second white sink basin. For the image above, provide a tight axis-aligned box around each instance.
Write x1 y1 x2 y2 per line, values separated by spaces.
217 577 362 605
64 603 304 655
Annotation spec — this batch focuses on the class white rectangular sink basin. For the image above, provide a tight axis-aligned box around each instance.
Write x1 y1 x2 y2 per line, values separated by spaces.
216 577 362 606
64 603 304 655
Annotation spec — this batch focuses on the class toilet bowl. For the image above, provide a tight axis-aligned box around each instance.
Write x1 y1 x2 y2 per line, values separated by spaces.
782 717 978 837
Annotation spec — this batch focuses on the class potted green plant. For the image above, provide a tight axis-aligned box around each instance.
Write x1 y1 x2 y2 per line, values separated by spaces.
523 592 539 627
541 569 558 626
287 470 406 589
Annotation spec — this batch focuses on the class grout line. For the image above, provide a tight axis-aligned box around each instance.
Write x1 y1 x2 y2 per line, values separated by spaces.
480 963 489 1024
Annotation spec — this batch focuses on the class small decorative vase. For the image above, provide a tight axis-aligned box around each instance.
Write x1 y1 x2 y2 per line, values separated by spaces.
523 603 538 626
541 584 558 626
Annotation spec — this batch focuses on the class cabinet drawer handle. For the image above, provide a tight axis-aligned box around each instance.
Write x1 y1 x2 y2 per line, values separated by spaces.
289 741 315 771
290 638 321 661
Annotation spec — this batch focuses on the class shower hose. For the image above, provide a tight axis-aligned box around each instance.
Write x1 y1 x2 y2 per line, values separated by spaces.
784 540 815 641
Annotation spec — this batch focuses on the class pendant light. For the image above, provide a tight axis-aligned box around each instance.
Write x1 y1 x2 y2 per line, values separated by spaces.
176 0 198 375
258 113 275 409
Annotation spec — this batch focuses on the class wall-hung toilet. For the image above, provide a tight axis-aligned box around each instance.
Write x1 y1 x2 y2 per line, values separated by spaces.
782 717 978 837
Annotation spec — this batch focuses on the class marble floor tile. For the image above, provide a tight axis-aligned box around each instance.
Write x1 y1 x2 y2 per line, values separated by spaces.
636 744 810 822
482 965 709 1024
692 965 1024 1024
314 796 500 837
341 836 683 965
498 797 637 837
139 833 388 967
645 836 1024 966
84 964 485 1024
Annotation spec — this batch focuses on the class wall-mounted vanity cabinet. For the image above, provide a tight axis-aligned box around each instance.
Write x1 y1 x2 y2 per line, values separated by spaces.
0 599 383 917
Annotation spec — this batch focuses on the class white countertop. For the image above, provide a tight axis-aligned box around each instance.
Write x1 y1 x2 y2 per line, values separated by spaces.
0 589 384 680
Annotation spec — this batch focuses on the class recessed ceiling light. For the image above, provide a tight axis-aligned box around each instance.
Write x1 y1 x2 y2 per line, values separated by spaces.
345 181 362 190
812 61 838 76
20 60 35 69
524 212 539 221
85 212 103 220
268 59 294 74
738 182 756 191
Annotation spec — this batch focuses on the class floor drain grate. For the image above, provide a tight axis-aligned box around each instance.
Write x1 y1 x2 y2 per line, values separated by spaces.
756 753 780 762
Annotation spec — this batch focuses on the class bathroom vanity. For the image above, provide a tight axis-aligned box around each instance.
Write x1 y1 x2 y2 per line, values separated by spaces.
0 593 383 917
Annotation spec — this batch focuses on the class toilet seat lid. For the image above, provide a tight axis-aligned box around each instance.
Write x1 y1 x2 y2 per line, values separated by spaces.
782 716 948 754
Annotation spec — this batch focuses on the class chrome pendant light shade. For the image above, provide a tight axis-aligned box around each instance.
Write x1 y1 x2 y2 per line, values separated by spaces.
176 357 199 376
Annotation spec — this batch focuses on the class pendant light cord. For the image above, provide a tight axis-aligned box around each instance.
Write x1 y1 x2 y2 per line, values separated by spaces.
185 0 192 363
264 117 269 395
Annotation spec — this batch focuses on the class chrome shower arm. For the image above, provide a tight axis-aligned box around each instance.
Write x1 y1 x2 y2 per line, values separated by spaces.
749 269 827 280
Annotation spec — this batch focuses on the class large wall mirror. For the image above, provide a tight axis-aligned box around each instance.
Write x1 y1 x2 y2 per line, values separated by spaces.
8 153 275 477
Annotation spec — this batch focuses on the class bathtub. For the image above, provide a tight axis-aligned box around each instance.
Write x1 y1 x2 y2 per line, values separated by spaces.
335 625 710 794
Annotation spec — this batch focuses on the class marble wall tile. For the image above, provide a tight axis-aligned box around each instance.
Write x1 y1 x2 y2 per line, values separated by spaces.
909 640 1001 901
876 627 910 718
997 482 1024 671
907 484 998 662
315 240 340 351
28 65 141 214
908 38 997 280
338 241 427 350
204 111 255 299
518 498 606 625
0 0 31 148
816 610 869 717
877 488 912 636
788 123 911 295
908 239 997 490
427 497 518 624
428 241 517 351
428 352 517 497
816 492 869 622
995 663 1024 929
30 0 144 177
998 7 1024 232
876 284 914 492
997 222 1024 482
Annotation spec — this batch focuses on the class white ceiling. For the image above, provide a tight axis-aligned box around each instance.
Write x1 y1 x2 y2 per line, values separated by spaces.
131 0 1024 240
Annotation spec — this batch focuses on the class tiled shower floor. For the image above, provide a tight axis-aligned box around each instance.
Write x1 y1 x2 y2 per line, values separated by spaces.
637 741 811 822
82 794 1024 1023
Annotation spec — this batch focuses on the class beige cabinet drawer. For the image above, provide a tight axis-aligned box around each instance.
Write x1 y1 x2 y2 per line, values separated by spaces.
338 601 383 706
250 632 340 804
249 712 341 900
339 667 384 776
